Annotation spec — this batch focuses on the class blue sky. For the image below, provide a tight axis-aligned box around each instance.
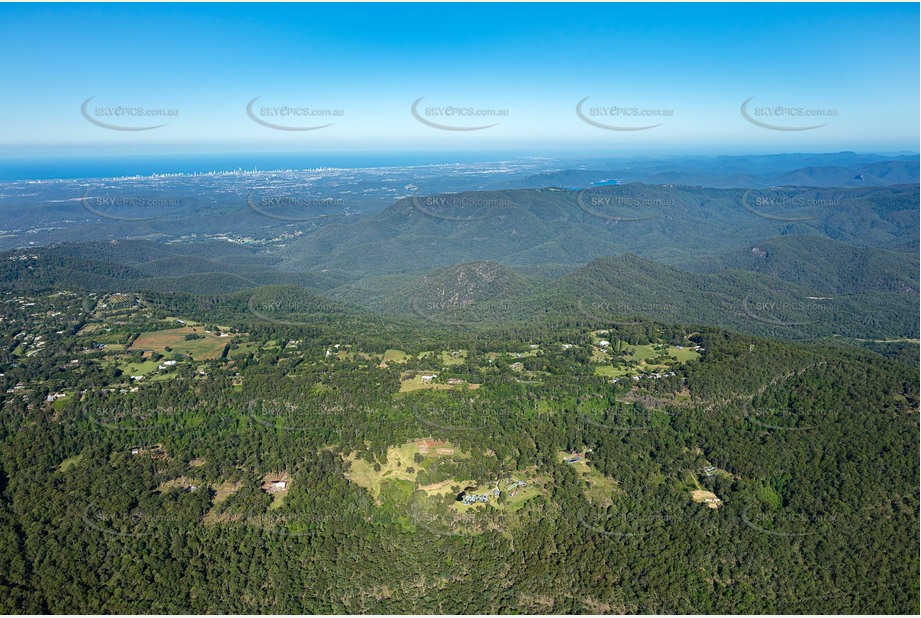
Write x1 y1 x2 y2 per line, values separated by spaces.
0 2 918 156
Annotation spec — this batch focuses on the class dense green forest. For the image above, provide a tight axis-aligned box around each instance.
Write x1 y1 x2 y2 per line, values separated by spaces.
0 277 916 613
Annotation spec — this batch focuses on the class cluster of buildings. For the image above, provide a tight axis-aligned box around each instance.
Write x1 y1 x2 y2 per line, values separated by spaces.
461 492 489 505
506 480 527 498
612 370 677 383
460 479 529 504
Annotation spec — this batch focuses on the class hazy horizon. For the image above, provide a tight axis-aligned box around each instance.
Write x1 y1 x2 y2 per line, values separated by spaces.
1 2 918 158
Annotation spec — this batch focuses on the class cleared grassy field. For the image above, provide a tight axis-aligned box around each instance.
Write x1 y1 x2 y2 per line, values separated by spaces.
595 342 699 379
346 440 459 498
691 489 722 509
501 480 544 512
131 326 229 360
418 479 471 496
590 348 609 362
229 341 260 359
452 475 544 513
627 344 659 361
51 396 70 412
398 375 454 393
379 349 409 366
157 477 204 492
667 346 701 362
346 443 425 497
121 359 161 375
594 364 630 378
558 452 618 505
398 374 479 393
440 350 467 365
211 481 241 504
57 453 83 472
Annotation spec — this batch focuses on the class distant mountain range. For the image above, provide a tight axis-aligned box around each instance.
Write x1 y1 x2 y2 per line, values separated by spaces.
1 153 917 345
490 156 919 190
276 183 918 276
327 236 917 341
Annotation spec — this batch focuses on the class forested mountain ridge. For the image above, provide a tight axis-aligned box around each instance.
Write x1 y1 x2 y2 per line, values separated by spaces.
327 247 917 342
0 280 916 613
276 184 918 275
4 223 917 344
694 234 919 295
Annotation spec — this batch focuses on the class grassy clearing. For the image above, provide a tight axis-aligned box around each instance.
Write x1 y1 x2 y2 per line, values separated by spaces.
440 350 468 365
269 493 287 509
500 477 545 512
131 326 230 360
345 440 459 499
51 396 70 412
165 317 201 326
156 477 204 492
594 364 630 378
120 359 161 376
418 479 471 496
508 350 538 359
398 375 454 393
398 374 479 393
346 441 543 519
346 443 424 497
261 473 290 510
415 350 467 366
594 342 699 379
454 500 489 513
57 453 83 472
628 344 659 361
690 489 722 509
201 481 243 523
558 452 619 505
229 341 260 358
379 349 409 366
451 476 545 514
211 481 240 503
667 346 700 362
